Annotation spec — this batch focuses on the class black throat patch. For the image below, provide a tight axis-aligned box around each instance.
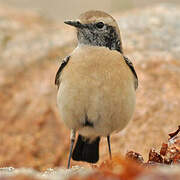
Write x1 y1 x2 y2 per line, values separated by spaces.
77 23 123 54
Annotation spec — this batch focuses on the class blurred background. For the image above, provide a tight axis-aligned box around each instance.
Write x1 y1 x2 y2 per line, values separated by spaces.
0 0 179 20
0 0 180 172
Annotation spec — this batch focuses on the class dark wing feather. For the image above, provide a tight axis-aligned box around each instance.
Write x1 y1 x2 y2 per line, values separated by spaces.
123 56 138 90
55 56 71 88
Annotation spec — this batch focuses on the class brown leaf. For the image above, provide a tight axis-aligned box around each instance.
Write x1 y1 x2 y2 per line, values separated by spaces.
126 151 144 163
168 126 180 140
160 143 168 156
148 149 163 164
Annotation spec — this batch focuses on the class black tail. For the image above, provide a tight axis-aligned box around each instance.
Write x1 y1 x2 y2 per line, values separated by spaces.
72 135 100 163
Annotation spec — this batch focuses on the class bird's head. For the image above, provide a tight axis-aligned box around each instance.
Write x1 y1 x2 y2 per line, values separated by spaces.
64 10 123 53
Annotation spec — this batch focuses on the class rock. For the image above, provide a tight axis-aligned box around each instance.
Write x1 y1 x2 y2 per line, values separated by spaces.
137 165 180 180
0 166 94 180
0 157 179 180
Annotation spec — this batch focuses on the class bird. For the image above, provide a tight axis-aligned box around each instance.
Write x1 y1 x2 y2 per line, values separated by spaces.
55 10 138 168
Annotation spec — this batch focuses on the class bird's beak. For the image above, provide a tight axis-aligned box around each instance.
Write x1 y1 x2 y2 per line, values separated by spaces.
64 20 84 29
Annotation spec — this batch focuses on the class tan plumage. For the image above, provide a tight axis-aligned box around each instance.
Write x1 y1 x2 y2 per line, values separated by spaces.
57 45 135 138
55 10 138 168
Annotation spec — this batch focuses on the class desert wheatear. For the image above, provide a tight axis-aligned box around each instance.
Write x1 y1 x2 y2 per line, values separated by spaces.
55 10 138 168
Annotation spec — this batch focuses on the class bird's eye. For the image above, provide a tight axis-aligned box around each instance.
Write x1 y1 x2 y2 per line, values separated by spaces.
96 22 104 29
77 21 81 26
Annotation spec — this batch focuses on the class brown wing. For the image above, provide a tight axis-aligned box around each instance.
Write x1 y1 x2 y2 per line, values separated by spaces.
123 56 138 90
55 56 71 88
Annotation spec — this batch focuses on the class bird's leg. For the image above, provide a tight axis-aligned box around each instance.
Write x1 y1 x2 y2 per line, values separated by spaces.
107 135 112 160
67 129 76 169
